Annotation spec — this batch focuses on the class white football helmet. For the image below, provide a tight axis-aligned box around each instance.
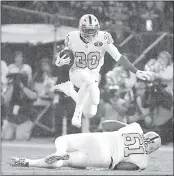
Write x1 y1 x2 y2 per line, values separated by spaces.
79 14 100 43
144 131 161 154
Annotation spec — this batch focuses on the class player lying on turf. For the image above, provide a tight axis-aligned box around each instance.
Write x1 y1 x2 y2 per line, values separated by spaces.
52 14 155 128
9 121 161 170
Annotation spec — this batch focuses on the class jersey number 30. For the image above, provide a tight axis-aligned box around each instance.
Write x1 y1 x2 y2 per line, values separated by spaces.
75 52 100 70
123 133 145 157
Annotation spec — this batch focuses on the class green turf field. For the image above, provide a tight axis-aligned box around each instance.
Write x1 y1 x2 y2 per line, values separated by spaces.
1 140 173 175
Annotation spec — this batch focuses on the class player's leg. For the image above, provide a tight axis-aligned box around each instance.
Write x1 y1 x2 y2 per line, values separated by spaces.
9 150 110 169
52 81 78 102
72 82 99 127
69 69 92 127
62 150 110 169
10 133 111 169
64 134 111 169
71 83 90 127
23 135 89 168
89 81 100 105
50 134 111 169
31 151 90 169
9 154 69 168
44 134 86 165
52 69 91 106
9 136 71 169
83 82 100 118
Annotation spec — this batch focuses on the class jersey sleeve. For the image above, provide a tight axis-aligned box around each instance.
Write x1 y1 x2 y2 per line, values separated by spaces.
127 154 148 170
103 32 121 62
118 122 144 134
118 123 148 170
103 32 114 45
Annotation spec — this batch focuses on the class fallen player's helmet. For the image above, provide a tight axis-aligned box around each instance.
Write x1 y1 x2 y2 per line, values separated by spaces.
79 14 100 43
144 131 161 154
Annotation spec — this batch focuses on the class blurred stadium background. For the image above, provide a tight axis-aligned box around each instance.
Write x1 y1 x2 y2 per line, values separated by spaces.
1 1 173 175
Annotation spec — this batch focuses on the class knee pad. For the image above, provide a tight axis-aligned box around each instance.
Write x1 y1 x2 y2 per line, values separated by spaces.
55 136 65 146
55 137 68 154
89 83 100 105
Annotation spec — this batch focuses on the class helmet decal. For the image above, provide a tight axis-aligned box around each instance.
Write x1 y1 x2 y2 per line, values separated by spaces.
89 15 92 24
150 135 160 142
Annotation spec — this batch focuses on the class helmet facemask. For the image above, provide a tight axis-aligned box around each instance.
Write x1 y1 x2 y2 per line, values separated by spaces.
79 14 100 43
80 25 100 43
144 132 161 154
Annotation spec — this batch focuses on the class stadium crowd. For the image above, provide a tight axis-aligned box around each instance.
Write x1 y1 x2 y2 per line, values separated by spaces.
1 1 173 144
2 1 173 33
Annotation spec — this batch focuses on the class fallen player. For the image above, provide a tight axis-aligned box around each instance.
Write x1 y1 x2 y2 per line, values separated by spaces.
9 121 161 170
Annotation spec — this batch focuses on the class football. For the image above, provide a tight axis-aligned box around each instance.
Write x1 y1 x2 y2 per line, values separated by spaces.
59 49 74 66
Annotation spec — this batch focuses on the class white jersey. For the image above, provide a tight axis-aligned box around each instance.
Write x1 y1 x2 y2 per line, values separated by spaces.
105 122 148 170
64 31 121 73
64 122 148 170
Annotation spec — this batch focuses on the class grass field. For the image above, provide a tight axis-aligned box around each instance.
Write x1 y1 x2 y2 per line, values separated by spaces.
1 139 173 175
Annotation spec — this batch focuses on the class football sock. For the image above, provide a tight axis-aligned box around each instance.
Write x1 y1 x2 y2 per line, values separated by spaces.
26 158 64 168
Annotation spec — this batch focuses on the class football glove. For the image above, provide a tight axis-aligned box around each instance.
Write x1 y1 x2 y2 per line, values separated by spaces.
136 70 154 81
55 52 70 67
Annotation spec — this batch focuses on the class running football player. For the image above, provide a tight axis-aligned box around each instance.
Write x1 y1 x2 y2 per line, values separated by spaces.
9 121 161 170
53 14 154 128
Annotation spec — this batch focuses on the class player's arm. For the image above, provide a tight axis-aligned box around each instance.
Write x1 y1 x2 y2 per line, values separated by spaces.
115 162 139 170
102 120 144 133
117 55 138 74
104 33 153 81
108 45 153 81
55 33 71 67
102 120 127 132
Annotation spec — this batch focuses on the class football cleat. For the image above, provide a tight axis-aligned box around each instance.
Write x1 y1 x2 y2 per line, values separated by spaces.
71 106 82 128
52 81 74 97
9 157 29 167
45 154 70 164
79 14 100 43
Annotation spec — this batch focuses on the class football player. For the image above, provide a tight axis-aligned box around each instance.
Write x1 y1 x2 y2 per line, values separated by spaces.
53 14 154 128
9 120 161 170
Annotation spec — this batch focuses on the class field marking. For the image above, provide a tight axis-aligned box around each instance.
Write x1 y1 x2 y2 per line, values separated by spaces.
2 142 173 152
2 142 55 149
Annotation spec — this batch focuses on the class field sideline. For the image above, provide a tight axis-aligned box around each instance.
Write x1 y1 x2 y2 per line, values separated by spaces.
1 140 173 175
